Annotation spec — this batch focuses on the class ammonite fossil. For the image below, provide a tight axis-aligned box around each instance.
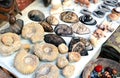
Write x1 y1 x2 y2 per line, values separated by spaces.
68 52 81 62
62 65 75 78
60 11 79 23
33 43 59 62
22 22 44 43
14 49 39 74
46 15 59 25
0 33 21 56
28 10 45 22
57 56 69 69
71 22 90 35
44 34 66 47
54 24 73 36
35 64 59 78
39 21 53 32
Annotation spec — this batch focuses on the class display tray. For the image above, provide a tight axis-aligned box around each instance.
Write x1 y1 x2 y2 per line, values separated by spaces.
0 0 120 78
82 58 120 78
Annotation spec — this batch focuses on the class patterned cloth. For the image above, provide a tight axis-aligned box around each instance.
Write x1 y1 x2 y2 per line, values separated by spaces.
100 26 120 62
105 26 120 52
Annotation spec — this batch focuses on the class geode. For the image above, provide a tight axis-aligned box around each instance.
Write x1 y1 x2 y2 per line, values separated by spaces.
71 22 90 35
80 9 92 15
98 4 111 12
54 24 73 36
72 42 88 56
93 10 105 18
69 37 93 52
60 11 79 23
79 14 97 25
104 0 118 7
44 34 66 46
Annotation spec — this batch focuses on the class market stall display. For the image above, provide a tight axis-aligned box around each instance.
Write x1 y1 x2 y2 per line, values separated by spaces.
0 0 120 78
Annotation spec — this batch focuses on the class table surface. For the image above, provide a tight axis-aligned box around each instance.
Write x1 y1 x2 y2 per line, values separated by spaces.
0 0 120 78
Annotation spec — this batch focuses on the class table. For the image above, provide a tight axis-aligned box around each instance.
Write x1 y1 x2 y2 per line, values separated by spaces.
0 0 120 78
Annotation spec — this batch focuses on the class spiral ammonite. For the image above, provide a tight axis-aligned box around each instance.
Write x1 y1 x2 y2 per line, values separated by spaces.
0 33 21 56
34 43 59 62
22 22 44 43
35 64 59 78
14 49 39 74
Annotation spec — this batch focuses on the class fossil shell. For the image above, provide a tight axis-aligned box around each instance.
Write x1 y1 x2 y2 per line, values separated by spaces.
28 10 45 22
60 11 79 23
0 33 21 56
40 21 53 32
14 49 39 74
54 24 73 36
46 15 59 25
34 43 59 62
35 64 59 78
62 65 75 78
22 22 44 43
58 43 68 54
57 56 69 68
71 22 90 35
68 52 81 62
44 34 66 46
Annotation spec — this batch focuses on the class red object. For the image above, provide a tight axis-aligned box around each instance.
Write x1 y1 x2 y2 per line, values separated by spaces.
95 65 103 72
16 0 35 11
